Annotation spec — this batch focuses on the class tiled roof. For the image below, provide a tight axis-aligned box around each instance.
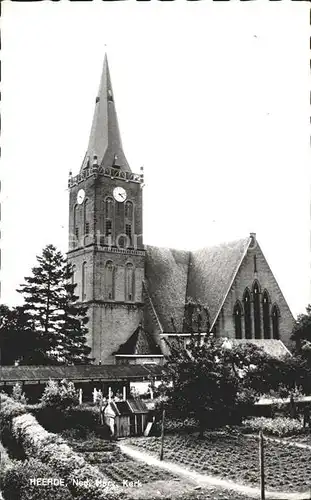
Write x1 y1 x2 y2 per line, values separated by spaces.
114 401 132 415
187 237 250 328
0 364 164 384
144 245 190 332
127 398 149 414
229 339 291 359
115 324 162 355
81 55 131 173
144 238 250 333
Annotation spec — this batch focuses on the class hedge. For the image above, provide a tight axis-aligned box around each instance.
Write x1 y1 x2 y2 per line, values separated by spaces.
242 416 305 437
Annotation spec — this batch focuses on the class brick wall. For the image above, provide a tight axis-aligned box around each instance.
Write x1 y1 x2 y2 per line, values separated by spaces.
219 243 295 346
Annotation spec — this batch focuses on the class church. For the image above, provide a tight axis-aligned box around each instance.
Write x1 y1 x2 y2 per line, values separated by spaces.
67 55 295 366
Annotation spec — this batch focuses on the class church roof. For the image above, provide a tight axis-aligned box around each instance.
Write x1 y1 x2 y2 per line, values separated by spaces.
81 54 131 173
115 324 162 355
144 237 251 332
187 237 250 329
229 339 291 358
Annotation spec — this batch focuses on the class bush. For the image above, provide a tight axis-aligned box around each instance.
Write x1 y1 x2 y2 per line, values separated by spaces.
12 383 28 405
1 458 73 500
0 394 26 427
243 416 305 437
40 380 79 411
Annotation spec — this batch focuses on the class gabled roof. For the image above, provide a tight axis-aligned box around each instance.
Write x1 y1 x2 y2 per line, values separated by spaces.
144 238 251 333
187 237 250 329
144 245 190 332
115 324 162 355
127 398 149 414
81 54 130 173
107 399 149 416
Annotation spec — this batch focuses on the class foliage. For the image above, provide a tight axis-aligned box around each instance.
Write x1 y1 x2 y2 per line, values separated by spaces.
16 244 92 365
40 379 79 411
242 416 305 437
1 458 73 500
0 393 26 426
161 335 258 435
12 382 28 405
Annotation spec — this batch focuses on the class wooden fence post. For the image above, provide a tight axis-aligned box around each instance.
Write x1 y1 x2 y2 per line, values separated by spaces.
160 408 165 461
259 430 265 500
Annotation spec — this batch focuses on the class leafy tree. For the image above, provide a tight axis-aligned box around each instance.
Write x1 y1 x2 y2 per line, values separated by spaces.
161 334 257 437
40 379 79 411
11 382 28 404
17 244 92 365
291 305 311 359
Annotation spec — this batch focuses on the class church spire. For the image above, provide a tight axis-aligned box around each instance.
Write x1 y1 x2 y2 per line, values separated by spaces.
81 54 131 172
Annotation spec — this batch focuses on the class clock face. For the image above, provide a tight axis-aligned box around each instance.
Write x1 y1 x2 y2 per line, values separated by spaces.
113 186 127 203
77 189 85 205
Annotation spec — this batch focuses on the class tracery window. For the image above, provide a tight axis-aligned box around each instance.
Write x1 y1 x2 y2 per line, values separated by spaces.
105 261 114 300
82 262 87 301
253 281 261 339
233 301 243 339
262 290 271 339
243 288 252 339
272 304 280 339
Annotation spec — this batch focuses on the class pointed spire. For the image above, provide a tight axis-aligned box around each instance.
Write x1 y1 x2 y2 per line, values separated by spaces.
81 54 131 172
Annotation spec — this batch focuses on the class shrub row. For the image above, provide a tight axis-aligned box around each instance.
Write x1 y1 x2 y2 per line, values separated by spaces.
1 394 118 499
11 413 119 499
242 416 305 437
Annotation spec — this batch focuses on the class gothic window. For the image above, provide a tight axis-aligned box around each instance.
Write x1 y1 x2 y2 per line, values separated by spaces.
254 255 257 273
71 265 76 286
125 263 135 301
243 288 252 339
105 197 114 219
233 301 243 339
105 220 112 237
105 261 114 300
262 290 271 339
253 281 261 339
84 199 89 236
125 224 132 245
73 205 78 244
75 227 79 241
272 304 280 339
125 201 133 219
82 262 87 301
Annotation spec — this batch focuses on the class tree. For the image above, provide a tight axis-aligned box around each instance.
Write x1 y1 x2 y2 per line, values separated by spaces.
161 334 257 437
291 305 311 360
17 244 92 365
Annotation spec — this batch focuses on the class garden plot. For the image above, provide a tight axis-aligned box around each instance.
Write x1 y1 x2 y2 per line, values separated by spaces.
127 433 311 493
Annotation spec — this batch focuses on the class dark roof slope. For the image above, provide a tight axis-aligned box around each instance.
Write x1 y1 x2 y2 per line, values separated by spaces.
145 245 190 332
0 364 164 384
115 324 162 355
230 339 291 358
187 237 250 328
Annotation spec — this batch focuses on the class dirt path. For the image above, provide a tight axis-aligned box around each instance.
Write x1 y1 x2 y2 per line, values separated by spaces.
119 443 311 500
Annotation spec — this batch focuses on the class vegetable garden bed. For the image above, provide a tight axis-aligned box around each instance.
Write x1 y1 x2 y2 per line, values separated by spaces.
127 432 311 493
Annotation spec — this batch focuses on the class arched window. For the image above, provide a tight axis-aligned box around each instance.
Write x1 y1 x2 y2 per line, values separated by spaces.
125 263 135 301
272 304 280 339
84 199 89 236
82 262 87 301
262 290 271 339
105 261 114 300
233 301 243 339
73 204 79 243
104 197 114 239
243 288 252 339
71 264 76 287
253 281 261 339
125 201 133 219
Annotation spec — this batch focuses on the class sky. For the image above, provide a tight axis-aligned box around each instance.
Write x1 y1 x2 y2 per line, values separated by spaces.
1 1 310 318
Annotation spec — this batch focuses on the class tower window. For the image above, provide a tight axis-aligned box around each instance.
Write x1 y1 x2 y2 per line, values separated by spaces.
105 261 114 300
125 224 132 244
105 197 114 219
243 288 252 339
82 262 87 301
85 222 90 236
75 228 79 240
125 201 133 219
253 281 261 339
105 220 112 237
125 263 135 301
254 255 257 273
262 290 271 339
233 301 243 339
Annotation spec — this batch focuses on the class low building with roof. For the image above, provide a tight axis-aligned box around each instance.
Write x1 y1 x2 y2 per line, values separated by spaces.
104 398 150 437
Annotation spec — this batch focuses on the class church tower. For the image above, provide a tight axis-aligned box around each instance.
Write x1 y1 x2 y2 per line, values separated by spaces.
67 55 145 364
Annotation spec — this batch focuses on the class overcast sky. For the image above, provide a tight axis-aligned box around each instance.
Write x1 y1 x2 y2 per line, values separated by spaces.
1 1 310 318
